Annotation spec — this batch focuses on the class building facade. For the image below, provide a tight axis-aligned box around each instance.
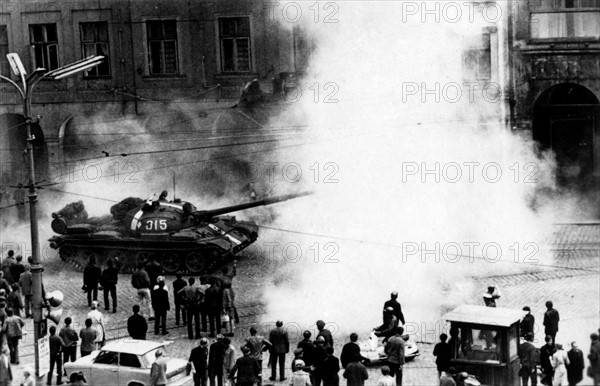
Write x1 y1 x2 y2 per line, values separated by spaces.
0 0 303 185
511 0 600 186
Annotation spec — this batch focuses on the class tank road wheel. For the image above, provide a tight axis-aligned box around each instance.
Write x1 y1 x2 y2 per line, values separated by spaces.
184 252 205 274
135 251 153 266
107 249 131 272
80 249 98 264
159 252 180 274
58 246 77 262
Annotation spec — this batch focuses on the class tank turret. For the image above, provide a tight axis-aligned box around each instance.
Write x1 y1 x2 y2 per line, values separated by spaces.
48 191 310 274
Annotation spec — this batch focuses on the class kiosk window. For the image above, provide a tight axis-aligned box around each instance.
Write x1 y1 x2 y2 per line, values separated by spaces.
456 327 504 363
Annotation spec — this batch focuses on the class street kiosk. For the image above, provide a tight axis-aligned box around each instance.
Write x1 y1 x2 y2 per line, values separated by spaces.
443 305 524 386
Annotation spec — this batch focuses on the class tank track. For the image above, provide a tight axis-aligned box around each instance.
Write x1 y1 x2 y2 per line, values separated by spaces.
57 242 241 275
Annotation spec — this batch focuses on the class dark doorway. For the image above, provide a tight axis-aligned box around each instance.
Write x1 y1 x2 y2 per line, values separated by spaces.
532 83 599 186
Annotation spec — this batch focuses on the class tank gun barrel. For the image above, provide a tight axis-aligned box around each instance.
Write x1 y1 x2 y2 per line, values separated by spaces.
193 191 311 221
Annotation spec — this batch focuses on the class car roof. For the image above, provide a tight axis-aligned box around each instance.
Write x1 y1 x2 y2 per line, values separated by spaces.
101 340 165 356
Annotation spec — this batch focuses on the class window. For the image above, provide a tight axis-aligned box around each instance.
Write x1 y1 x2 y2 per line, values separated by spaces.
94 351 119 365
29 24 59 70
80 22 110 77
452 327 504 364
218 17 251 73
463 32 491 81
531 0 600 39
0 25 8 76
146 20 178 75
119 353 141 368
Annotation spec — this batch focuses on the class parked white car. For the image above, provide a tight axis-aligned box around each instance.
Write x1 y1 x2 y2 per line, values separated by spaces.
359 332 420 364
64 340 192 386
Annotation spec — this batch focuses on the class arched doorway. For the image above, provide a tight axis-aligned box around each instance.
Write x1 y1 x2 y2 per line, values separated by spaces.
0 113 49 186
532 83 600 185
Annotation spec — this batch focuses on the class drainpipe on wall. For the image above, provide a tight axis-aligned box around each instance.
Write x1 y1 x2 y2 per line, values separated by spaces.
127 0 139 115
507 1 516 129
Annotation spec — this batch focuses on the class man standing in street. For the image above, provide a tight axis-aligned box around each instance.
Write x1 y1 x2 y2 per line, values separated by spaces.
343 354 368 386
269 320 289 382
152 277 170 335
79 319 96 357
205 280 222 337
209 335 226 386
3 308 24 364
83 257 101 307
246 326 272 384
340 333 368 369
298 330 316 373
1 252 15 285
59 317 79 367
544 301 560 342
181 277 202 340
189 338 209 386
588 333 600 386
518 332 537 386
521 306 535 339
316 321 334 349
127 305 148 340
131 262 152 319
0 347 12 386
9 256 24 289
433 334 451 379
7 283 22 317
541 335 557 385
198 277 210 333
18 264 33 318
228 346 260 386
145 256 163 317
100 258 122 313
383 292 405 326
47 325 65 386
483 286 500 307
566 341 584 386
151 349 168 386
173 272 188 326
384 327 405 386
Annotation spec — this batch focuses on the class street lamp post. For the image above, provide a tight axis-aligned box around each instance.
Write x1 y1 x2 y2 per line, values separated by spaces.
1 53 103 379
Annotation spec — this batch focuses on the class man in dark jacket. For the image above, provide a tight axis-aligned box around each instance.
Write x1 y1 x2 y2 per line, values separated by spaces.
383 292 405 326
100 258 122 313
518 332 537 386
8 256 24 288
521 306 535 338
342 354 368 386
384 327 405 384
229 346 260 386
152 278 170 335
59 317 79 367
313 337 328 386
269 320 289 381
189 338 209 386
298 330 316 369
127 305 148 340
131 262 152 319
566 341 584 386
543 301 560 342
375 309 398 342
47 326 65 386
145 257 163 295
181 277 203 340
208 335 226 386
173 272 188 326
540 335 557 385
316 320 334 348
18 265 33 318
340 333 368 369
205 281 222 337
433 333 451 379
321 347 340 386
83 257 101 307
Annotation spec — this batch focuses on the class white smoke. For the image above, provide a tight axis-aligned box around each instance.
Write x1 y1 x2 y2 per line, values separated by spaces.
258 1 574 340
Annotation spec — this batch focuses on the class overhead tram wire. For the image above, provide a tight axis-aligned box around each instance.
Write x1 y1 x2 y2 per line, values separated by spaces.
256 224 600 274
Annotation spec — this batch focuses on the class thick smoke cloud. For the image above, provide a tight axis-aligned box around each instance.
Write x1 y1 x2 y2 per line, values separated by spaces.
257 1 576 341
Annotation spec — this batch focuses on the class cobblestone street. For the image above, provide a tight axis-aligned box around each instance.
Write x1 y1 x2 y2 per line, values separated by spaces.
8 224 600 385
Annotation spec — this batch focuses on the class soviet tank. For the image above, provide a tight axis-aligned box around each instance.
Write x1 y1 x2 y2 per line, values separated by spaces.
48 191 309 274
